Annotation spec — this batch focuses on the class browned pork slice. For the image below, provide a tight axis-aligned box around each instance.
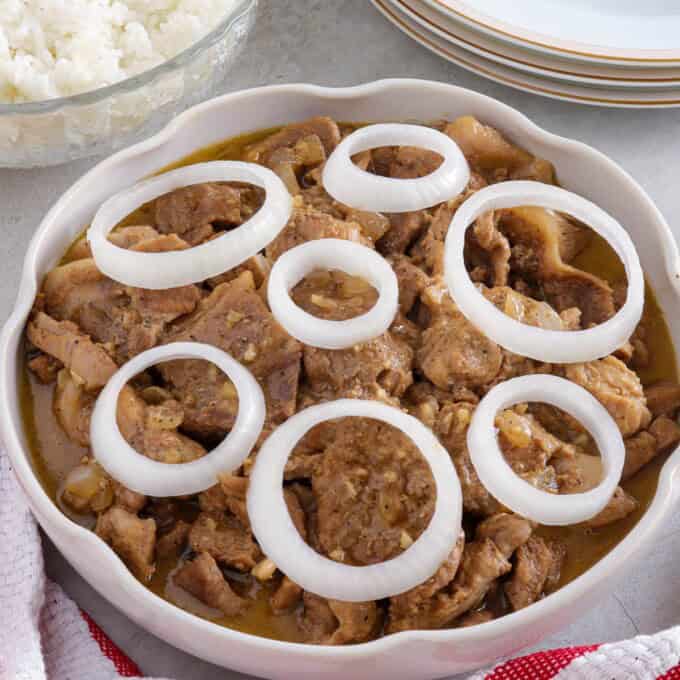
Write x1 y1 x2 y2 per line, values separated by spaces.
645 381 680 417
417 282 502 390
188 513 262 572
266 204 371 262
113 483 146 514
583 487 638 528
387 513 532 633
160 270 302 438
27 312 117 391
392 538 510 631
552 452 637 528
378 209 431 257
96 506 156 581
623 416 680 480
244 116 341 165
484 286 581 331
387 254 432 315
410 176 486 276
371 149 441 255
283 422 339 481
173 552 247 616
444 116 555 184
299 593 379 645
389 145 443 179
67 225 161 261
434 402 500 517
504 536 566 611
499 207 614 327
156 520 191 559
501 206 590 267
388 533 465 630
623 431 657 481
495 407 572 490
42 244 201 363
53 369 95 446
475 513 534 556
199 474 250 526
27 352 62 383
564 356 651 437
116 384 206 464
153 182 263 246
270 577 303 614
466 210 511 287
303 329 413 404
311 417 435 566
43 256 123 321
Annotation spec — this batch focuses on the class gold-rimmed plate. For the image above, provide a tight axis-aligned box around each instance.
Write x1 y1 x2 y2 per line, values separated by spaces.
401 0 680 87
423 0 680 66
372 0 680 108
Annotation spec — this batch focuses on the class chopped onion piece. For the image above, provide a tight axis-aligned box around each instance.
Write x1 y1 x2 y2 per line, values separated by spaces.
88 161 292 290
247 399 462 602
468 374 625 525
90 342 265 497
444 180 644 363
322 123 470 212
267 239 399 349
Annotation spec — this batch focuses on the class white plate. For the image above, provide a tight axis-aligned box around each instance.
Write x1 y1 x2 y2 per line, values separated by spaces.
424 0 680 65
400 0 680 87
374 0 680 108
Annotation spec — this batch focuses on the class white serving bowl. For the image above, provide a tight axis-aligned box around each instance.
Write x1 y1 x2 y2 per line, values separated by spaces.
2 79 680 680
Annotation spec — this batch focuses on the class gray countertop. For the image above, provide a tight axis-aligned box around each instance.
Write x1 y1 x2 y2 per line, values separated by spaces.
3 2 680 678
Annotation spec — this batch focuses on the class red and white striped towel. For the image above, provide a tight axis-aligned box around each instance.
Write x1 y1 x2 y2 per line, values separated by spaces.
2 448 680 680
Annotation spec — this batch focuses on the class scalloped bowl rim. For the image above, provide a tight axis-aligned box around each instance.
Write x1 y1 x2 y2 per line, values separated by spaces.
2 79 680 676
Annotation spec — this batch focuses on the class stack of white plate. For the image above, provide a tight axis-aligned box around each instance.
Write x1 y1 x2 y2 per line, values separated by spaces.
372 0 680 108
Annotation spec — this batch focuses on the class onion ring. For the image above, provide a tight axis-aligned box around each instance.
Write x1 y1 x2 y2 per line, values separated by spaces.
444 180 644 363
247 399 462 602
322 123 470 212
90 342 265 497
88 161 292 290
467 374 625 525
267 239 399 349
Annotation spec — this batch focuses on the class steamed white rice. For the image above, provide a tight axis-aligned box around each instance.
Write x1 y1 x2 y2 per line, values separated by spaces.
0 0 239 103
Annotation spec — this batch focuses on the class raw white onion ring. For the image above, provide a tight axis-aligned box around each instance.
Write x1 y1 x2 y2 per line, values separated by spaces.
88 161 292 290
322 123 470 212
444 180 644 363
247 399 462 602
90 342 265 497
267 239 399 349
468 374 624 525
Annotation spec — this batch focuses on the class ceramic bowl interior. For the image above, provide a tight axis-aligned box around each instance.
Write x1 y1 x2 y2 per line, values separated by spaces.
2 80 680 680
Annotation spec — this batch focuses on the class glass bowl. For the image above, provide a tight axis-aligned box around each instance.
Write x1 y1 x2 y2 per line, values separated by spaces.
0 0 257 168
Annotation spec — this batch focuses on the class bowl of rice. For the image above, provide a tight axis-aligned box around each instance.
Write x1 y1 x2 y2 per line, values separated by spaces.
0 0 257 167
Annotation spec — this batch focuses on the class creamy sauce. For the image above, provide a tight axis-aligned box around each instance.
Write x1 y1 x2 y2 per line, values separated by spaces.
21 127 679 640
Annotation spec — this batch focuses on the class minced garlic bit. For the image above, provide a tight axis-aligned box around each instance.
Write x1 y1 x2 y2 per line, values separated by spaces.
329 549 345 562
242 343 257 362
400 530 414 550
251 558 277 581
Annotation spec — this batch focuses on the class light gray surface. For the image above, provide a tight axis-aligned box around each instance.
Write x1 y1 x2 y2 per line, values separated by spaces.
2 1 680 678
